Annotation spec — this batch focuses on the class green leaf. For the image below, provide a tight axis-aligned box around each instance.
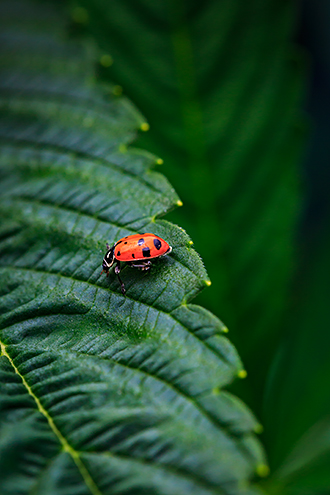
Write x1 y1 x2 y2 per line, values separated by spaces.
0 1 266 494
72 0 305 408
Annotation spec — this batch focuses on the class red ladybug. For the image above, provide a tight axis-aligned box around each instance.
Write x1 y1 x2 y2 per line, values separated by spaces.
102 233 172 295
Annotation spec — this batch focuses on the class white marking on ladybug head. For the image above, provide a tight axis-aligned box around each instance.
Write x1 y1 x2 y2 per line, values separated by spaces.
102 245 115 270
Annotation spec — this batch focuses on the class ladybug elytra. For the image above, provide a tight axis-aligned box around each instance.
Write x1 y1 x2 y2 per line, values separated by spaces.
102 233 172 295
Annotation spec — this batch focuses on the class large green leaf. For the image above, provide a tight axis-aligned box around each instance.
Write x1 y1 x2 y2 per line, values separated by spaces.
0 1 266 494
71 0 305 408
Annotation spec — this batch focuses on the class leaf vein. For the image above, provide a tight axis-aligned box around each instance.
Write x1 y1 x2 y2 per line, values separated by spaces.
0 135 165 196
0 267 234 378
32 345 248 457
79 451 226 495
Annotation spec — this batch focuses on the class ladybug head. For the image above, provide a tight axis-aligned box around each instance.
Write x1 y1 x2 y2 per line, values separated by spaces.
102 244 115 272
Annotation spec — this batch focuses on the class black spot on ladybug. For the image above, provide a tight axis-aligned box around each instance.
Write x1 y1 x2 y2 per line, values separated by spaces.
138 238 145 246
142 247 151 257
116 240 122 245
124 241 127 244
117 251 121 257
153 238 162 250
132 253 135 258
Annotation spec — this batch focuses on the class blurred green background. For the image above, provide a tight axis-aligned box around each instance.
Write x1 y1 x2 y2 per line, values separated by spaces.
57 0 330 492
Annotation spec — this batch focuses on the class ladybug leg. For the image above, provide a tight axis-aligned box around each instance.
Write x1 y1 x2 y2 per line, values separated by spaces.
130 261 152 271
114 261 126 296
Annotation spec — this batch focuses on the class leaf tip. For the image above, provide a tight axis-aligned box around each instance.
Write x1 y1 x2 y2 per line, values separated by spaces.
188 240 194 246
156 158 164 165
237 369 247 379
204 279 212 287
99 54 113 67
176 200 183 207
256 464 270 478
140 122 150 132
222 326 229 333
254 423 264 434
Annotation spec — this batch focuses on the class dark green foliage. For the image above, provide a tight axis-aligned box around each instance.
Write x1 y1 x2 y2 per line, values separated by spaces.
0 1 266 494
261 220 330 495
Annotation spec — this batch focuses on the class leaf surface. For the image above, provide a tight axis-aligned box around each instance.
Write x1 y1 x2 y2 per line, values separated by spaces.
0 2 265 494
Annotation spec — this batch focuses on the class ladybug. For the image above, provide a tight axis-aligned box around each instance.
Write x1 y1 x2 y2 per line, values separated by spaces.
102 233 172 295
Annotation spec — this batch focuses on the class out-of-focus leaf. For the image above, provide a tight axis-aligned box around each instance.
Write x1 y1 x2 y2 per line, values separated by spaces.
0 2 266 494
72 0 305 408
262 217 330 493
263 418 330 495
